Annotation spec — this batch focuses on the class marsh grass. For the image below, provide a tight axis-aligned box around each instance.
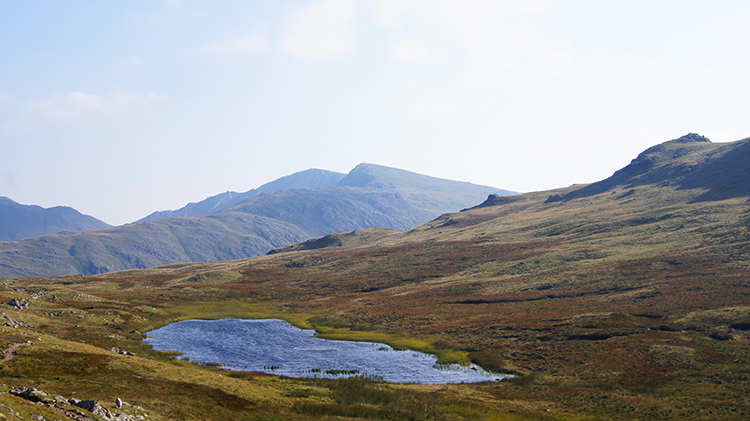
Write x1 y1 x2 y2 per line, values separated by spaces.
294 375 501 421
469 349 510 374
309 324 472 365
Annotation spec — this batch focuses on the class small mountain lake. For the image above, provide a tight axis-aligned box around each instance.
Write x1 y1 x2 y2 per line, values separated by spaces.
145 319 509 384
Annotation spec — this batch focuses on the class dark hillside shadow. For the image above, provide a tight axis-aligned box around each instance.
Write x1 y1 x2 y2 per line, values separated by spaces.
552 135 750 203
682 138 750 202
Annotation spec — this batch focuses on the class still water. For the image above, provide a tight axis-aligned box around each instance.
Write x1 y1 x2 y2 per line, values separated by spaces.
145 319 509 384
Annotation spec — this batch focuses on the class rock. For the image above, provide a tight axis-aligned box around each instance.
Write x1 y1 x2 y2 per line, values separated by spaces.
72 399 117 419
0 402 13 414
12 387 50 403
474 194 517 208
7 299 28 310
74 399 99 411
108 347 135 356
675 133 710 143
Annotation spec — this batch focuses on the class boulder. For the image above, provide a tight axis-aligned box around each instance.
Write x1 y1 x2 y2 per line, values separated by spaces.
7 299 27 310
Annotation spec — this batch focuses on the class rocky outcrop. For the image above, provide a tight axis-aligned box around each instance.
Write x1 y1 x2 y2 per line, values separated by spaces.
107 347 136 356
3 315 25 329
7 298 28 309
469 194 520 209
674 132 710 143
68 398 145 421
8 385 148 421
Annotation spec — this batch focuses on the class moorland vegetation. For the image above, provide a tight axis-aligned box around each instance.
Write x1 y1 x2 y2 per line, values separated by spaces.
0 134 749 420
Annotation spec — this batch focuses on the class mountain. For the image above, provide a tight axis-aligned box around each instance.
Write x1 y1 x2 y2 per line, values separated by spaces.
8 134 750 420
340 163 516 214
282 134 750 254
0 164 511 278
550 132 748 202
0 197 110 241
251 134 750 418
136 168 346 223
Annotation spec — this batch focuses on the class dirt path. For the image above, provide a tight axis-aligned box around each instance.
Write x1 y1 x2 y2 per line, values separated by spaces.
1 341 32 363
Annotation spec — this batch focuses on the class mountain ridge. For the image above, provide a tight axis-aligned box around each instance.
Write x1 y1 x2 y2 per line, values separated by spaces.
136 168 346 223
0 197 110 241
0 163 510 278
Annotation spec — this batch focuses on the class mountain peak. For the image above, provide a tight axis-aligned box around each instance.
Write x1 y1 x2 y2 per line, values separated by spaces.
673 133 711 143
336 163 394 188
0 197 110 241
557 134 742 201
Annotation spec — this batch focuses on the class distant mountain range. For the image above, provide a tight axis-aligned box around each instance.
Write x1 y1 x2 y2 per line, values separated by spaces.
0 197 110 241
136 168 346 223
0 163 513 278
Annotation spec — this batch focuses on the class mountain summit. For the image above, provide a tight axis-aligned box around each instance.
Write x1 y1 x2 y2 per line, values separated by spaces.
338 163 516 214
553 133 750 202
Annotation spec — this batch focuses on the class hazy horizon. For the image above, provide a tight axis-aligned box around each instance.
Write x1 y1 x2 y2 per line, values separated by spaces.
2 1 749 225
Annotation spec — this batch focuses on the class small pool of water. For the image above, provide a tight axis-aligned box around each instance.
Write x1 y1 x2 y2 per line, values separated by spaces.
145 319 510 384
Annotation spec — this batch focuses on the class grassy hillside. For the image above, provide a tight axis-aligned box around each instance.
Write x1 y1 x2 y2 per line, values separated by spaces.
1 135 749 420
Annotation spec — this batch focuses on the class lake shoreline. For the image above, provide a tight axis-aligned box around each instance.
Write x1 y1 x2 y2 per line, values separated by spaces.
145 318 511 384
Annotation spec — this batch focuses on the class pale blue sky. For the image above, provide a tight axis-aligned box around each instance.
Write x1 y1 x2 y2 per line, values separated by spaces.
1 0 749 225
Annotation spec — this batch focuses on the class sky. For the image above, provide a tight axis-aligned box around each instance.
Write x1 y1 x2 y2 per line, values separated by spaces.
1 0 749 226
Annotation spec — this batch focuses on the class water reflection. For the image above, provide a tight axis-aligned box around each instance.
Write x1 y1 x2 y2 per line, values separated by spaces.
145 319 509 384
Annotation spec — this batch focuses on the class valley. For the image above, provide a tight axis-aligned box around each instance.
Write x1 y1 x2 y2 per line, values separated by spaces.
0 134 749 420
